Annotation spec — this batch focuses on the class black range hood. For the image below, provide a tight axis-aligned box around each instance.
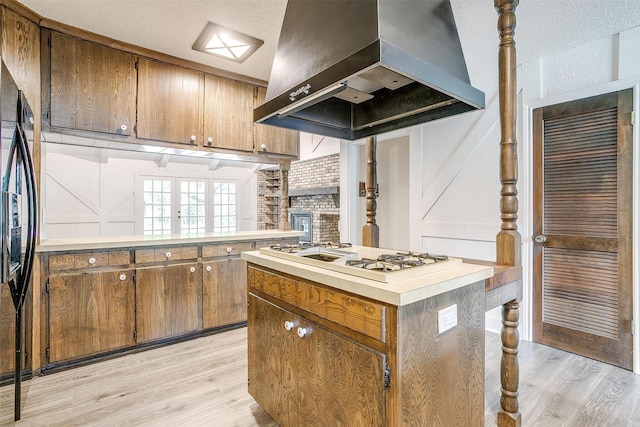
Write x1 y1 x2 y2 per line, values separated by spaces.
254 0 485 141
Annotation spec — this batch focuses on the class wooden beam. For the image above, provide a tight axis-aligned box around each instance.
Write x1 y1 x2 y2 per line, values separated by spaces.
362 136 379 247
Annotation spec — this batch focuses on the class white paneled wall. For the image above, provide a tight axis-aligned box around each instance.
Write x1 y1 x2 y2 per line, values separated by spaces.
42 144 257 239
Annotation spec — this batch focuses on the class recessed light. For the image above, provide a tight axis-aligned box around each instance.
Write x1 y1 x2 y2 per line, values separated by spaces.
192 22 264 63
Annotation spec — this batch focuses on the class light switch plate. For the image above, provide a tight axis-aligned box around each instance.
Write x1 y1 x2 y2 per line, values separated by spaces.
438 304 457 334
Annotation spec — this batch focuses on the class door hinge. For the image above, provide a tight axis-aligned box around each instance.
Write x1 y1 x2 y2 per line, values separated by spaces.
631 111 635 126
45 347 50 361
45 279 50 293
24 351 28 365
47 35 51 48
135 60 139 70
383 364 391 388
133 330 137 341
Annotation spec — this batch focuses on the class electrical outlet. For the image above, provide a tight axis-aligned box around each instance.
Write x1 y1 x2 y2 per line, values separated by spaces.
438 304 457 334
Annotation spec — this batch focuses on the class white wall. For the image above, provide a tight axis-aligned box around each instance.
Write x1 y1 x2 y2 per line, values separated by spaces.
41 143 258 239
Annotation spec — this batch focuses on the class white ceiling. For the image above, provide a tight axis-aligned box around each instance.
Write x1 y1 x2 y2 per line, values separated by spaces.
16 0 640 86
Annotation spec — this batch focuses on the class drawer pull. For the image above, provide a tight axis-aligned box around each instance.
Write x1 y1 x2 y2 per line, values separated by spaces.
284 321 296 331
88 257 96 265
226 247 232 254
297 327 310 338
165 251 172 258
206 265 212 272
119 274 126 281
190 266 196 273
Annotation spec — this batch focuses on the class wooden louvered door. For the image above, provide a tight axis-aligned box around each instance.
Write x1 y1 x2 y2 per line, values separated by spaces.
532 89 633 369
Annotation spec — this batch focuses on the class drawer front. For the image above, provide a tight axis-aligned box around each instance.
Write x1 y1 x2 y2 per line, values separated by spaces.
49 250 130 271
202 242 254 258
249 266 386 342
135 246 198 264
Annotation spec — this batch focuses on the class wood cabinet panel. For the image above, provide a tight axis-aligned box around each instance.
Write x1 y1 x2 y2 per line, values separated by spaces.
0 284 17 376
134 246 197 264
248 294 385 426
203 75 254 151
49 32 136 135
201 242 254 258
49 250 130 271
135 263 200 343
137 58 204 145
254 87 300 157
202 258 247 328
48 270 135 363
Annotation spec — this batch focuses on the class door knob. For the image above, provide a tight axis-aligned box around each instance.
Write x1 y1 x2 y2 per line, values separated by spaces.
534 234 547 243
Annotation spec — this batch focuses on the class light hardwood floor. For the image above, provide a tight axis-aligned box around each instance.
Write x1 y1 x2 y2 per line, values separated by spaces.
1 328 639 426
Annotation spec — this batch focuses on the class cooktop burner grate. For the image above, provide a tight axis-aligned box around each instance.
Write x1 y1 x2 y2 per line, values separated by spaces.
269 242 353 253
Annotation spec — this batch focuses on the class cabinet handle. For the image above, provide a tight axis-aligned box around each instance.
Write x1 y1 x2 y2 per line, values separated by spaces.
284 321 297 331
119 273 126 281
190 135 196 143
190 266 196 273
207 137 213 145
226 247 233 254
165 251 172 258
88 257 96 265
120 124 127 131
206 265 212 272
297 326 310 338
260 143 266 150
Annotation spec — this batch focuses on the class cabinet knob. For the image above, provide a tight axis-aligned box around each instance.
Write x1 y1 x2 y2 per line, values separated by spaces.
297 326 310 338
190 135 196 143
260 143 266 150
206 265 212 272
120 124 127 131
119 273 126 281
190 266 196 273
165 251 172 258
88 257 96 265
226 247 232 254
284 320 296 331
207 137 213 145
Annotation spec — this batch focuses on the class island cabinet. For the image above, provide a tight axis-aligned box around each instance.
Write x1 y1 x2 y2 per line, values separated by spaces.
203 75 254 152
136 58 204 146
46 250 134 364
202 242 253 328
134 246 200 343
254 87 300 157
246 261 487 426
46 31 137 136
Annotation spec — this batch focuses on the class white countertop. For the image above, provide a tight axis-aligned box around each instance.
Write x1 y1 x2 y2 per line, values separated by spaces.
37 230 304 253
242 249 493 307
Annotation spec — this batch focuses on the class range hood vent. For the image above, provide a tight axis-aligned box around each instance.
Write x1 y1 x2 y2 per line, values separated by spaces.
254 0 485 141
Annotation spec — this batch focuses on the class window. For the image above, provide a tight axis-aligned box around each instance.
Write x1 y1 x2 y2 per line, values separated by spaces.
138 176 239 235
180 180 206 234
212 182 237 232
143 179 172 235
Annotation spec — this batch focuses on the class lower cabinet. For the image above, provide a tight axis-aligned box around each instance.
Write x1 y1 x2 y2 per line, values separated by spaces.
202 258 247 328
1 285 18 376
248 294 385 427
135 262 200 343
48 269 135 363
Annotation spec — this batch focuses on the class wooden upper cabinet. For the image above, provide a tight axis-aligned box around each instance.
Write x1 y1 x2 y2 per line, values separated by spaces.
254 87 300 158
203 75 254 152
49 32 137 136
136 58 204 146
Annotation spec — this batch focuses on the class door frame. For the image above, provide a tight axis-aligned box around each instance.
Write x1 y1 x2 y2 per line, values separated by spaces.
523 79 640 373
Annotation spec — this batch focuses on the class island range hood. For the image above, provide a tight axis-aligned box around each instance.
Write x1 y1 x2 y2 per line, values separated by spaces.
254 0 485 140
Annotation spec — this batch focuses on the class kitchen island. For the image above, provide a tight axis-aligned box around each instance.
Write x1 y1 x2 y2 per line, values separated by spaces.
20 230 302 376
242 246 494 426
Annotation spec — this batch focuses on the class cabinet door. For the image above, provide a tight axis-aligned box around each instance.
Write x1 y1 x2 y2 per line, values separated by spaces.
254 87 300 157
202 258 247 328
135 263 199 343
50 32 137 135
203 75 254 151
0 284 17 376
248 295 385 427
137 58 204 145
48 270 135 363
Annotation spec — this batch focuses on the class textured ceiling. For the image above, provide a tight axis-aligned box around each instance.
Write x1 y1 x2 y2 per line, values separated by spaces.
17 0 640 87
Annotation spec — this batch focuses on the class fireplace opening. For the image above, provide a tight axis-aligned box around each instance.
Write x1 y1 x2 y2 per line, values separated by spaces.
290 211 312 242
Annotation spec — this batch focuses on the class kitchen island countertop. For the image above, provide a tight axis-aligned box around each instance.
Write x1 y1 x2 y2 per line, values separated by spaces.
242 248 493 306
37 230 304 253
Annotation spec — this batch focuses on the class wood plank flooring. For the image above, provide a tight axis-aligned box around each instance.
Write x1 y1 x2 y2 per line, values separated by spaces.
1 328 639 426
